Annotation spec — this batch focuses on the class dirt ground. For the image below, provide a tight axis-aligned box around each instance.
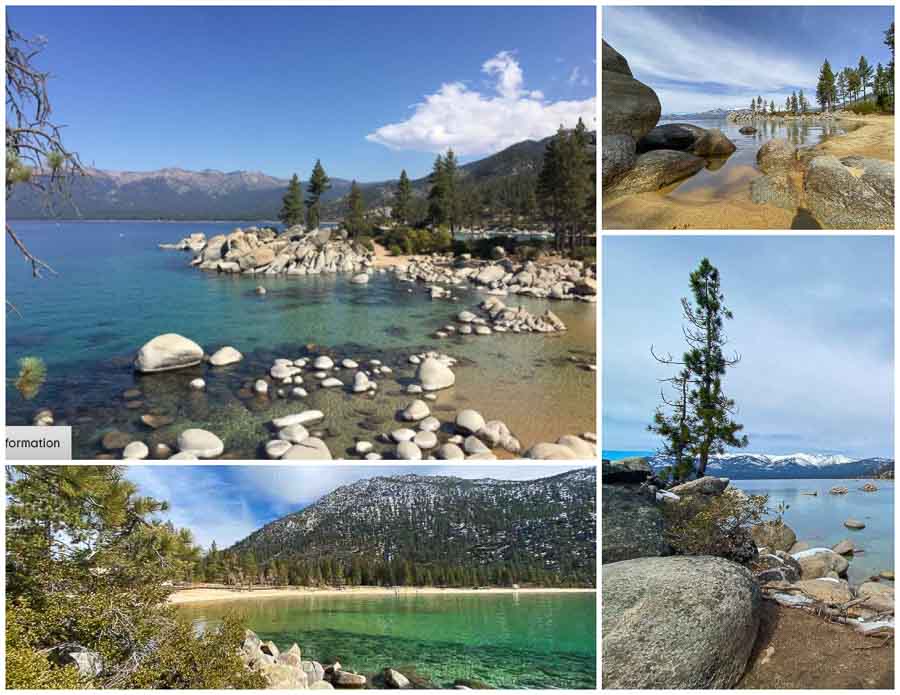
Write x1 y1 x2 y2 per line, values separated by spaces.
738 600 894 689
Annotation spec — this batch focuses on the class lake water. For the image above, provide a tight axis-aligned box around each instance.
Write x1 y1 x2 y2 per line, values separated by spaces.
655 117 849 200
6 221 595 458
601 452 893 585
734 478 894 586
177 592 597 689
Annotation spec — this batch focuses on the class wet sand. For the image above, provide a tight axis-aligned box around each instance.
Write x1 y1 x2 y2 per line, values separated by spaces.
169 585 596 605
602 114 894 230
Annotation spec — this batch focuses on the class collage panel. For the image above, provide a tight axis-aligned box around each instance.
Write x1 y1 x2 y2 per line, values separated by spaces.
5 3 597 464
601 235 894 689
5 463 597 689
601 4 894 230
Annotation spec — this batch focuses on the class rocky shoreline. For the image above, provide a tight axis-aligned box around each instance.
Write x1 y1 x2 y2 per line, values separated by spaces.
601 39 895 229
240 629 483 690
602 457 894 689
42 226 598 460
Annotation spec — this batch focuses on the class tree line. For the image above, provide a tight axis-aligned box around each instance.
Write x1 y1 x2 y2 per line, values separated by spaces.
745 21 894 116
816 22 893 111
192 544 593 589
277 118 595 257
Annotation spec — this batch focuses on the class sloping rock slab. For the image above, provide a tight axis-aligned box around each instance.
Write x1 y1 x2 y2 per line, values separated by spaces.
605 150 705 197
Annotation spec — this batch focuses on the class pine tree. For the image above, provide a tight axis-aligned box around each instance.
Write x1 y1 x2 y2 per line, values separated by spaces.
650 259 749 478
305 159 331 230
791 90 798 114
392 169 412 225
683 259 749 475
750 98 756 114
345 180 367 239
769 99 775 115
427 154 446 226
799 88 808 113
836 71 847 107
279 173 304 227
784 96 791 112
816 59 836 112
858 55 873 100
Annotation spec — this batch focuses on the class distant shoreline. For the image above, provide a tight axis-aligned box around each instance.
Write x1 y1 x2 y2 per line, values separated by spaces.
168 585 596 605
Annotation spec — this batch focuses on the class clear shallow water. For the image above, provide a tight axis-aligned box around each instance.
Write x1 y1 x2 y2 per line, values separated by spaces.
735 479 894 585
6 221 595 458
178 592 597 689
655 117 849 199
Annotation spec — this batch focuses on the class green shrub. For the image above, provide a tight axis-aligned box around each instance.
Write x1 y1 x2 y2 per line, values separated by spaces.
662 489 768 564
388 244 403 257
850 101 877 115
355 235 374 253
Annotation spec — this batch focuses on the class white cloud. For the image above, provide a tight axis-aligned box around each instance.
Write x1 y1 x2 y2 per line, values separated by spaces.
366 51 595 156
568 66 581 84
603 6 819 110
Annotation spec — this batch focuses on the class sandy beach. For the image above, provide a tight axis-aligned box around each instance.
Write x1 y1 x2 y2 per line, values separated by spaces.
602 114 894 230
168 585 595 605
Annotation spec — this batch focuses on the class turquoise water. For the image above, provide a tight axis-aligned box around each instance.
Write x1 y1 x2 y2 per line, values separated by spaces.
178 592 597 689
6 221 595 458
735 479 894 585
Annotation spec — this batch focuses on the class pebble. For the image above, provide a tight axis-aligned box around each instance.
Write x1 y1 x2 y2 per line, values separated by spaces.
391 428 417 443
396 441 423 460
355 441 373 455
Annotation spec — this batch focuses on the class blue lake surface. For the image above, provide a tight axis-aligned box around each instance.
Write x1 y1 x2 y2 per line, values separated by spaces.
734 478 894 586
6 221 595 458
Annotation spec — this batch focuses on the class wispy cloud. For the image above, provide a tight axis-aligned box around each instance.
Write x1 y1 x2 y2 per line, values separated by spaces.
603 6 819 112
367 51 595 156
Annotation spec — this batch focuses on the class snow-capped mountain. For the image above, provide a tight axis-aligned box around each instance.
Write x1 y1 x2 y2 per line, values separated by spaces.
647 453 893 479
229 468 596 579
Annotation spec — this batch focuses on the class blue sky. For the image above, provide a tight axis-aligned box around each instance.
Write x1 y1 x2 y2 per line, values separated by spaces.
126 464 585 550
603 236 894 458
602 5 894 113
7 5 595 181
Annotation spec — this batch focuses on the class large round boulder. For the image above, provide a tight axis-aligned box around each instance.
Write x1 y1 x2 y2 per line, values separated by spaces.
602 134 637 189
602 555 761 689
176 428 224 458
605 150 705 198
415 357 455 391
750 521 797 553
692 128 737 156
602 484 671 563
209 346 243 367
636 123 707 154
790 547 849 579
756 138 796 174
602 41 661 140
134 333 204 373
805 155 894 229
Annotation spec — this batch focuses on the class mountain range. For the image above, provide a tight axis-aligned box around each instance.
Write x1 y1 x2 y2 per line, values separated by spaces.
228 468 596 580
647 453 894 479
659 108 733 120
7 135 555 221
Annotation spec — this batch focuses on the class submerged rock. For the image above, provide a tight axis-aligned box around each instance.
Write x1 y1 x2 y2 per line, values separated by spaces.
602 555 760 689
636 123 707 154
